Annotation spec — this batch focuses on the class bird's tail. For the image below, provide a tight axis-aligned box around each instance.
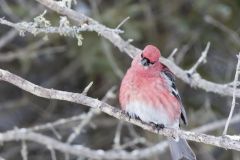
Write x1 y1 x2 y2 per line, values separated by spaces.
168 137 196 160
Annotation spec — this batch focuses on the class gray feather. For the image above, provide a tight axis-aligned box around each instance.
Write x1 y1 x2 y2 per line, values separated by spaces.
168 138 196 160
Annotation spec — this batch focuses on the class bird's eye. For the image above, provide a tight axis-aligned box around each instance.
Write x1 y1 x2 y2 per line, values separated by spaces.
141 57 154 66
141 53 155 65
146 58 151 64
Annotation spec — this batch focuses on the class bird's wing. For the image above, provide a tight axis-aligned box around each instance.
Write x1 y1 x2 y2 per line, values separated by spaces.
162 67 188 125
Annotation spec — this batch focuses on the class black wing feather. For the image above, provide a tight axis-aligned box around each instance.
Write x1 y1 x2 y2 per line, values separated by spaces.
162 68 188 125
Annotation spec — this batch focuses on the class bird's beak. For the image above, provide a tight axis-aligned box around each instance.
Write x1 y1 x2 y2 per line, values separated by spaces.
141 58 149 66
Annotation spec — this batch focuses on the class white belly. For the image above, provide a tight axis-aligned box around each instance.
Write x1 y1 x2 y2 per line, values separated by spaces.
125 101 179 128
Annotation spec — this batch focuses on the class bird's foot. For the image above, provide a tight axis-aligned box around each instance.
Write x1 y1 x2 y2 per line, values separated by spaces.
121 110 131 121
150 122 165 131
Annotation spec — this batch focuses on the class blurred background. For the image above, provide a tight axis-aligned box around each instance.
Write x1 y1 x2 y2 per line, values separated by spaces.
0 0 240 159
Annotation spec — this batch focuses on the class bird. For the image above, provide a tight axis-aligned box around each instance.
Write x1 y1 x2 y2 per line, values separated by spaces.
119 45 196 160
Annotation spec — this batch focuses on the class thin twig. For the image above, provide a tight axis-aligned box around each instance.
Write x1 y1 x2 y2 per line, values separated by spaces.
21 141 28 160
82 81 93 95
48 147 57 160
89 0 124 79
116 17 130 29
188 42 211 75
113 121 124 149
101 39 124 78
117 138 147 150
0 29 18 50
0 0 20 21
194 114 240 133
0 5 43 50
42 55 83 87
0 46 65 62
223 53 240 135
29 114 86 132
168 48 178 61
66 109 98 144
64 86 117 160
205 15 240 45
0 157 6 160
175 32 200 64
66 86 116 145
49 125 62 140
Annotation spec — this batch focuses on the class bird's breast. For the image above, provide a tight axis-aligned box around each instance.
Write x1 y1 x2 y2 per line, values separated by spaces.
119 71 180 128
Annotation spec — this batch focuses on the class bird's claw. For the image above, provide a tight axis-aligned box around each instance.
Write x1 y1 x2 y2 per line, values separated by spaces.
121 110 131 121
150 122 165 131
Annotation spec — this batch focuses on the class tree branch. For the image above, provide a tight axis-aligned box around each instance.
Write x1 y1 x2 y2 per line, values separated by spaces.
3 111 238 160
223 53 240 135
1 0 240 159
0 68 240 152
0 0 239 97
35 0 141 58
32 0 240 98
188 42 210 75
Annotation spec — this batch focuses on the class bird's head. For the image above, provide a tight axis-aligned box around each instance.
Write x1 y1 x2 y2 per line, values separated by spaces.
130 45 162 75
140 45 161 67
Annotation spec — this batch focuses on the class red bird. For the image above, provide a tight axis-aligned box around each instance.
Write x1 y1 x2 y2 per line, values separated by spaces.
119 45 196 160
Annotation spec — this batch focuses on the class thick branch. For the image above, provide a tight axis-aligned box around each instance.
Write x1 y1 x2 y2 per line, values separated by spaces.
0 68 240 151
